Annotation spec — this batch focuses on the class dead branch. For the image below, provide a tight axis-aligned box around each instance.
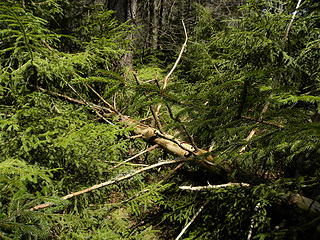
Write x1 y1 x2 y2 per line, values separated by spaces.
132 70 163 131
155 20 188 116
30 159 184 211
86 84 119 114
285 0 303 39
66 83 115 125
160 162 184 183
179 184 320 214
165 102 198 151
175 201 208 240
240 102 270 153
110 144 159 169
287 193 320 214
38 87 209 164
247 203 261 240
179 182 250 191
241 116 284 128
37 87 113 113
150 105 163 132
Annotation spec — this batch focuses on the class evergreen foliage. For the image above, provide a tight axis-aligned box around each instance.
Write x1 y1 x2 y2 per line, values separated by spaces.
1 0 320 239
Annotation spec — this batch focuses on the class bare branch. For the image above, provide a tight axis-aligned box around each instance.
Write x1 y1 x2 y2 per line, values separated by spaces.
110 144 159 170
37 86 115 116
241 116 284 128
165 103 199 151
247 203 261 240
179 182 250 191
86 84 119 114
66 83 115 125
240 102 270 153
285 0 303 39
30 159 184 211
155 20 188 116
175 201 208 240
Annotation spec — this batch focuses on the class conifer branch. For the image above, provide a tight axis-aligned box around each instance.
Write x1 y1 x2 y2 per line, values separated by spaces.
30 159 185 211
175 201 208 240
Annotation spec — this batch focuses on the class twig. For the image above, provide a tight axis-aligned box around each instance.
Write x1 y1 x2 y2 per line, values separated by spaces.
155 20 188 116
165 103 199 151
285 0 303 39
86 84 119 114
175 201 208 240
111 162 185 207
240 102 270 153
37 86 113 113
150 105 163 132
179 182 250 191
132 70 163 131
110 144 159 169
241 116 284 128
160 162 184 183
66 83 115 125
30 159 184 211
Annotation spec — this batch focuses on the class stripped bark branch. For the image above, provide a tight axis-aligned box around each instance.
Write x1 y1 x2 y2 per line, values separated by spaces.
285 0 303 39
155 20 188 116
175 201 208 240
179 182 250 191
30 159 184 211
110 144 159 170
180 183 320 214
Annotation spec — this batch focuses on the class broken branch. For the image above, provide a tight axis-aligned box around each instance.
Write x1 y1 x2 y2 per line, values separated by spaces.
30 158 184 211
155 20 188 116
179 182 250 191
175 201 208 240
110 144 159 170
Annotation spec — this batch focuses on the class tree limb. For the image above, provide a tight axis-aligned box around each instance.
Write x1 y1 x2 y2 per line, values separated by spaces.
179 182 250 191
285 0 303 39
110 144 159 170
86 84 119 114
30 158 184 211
175 201 208 240
241 116 284 128
155 20 188 116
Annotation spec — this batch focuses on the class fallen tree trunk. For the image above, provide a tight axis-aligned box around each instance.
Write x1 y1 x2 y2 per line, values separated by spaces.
37 87 222 173
34 87 320 216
